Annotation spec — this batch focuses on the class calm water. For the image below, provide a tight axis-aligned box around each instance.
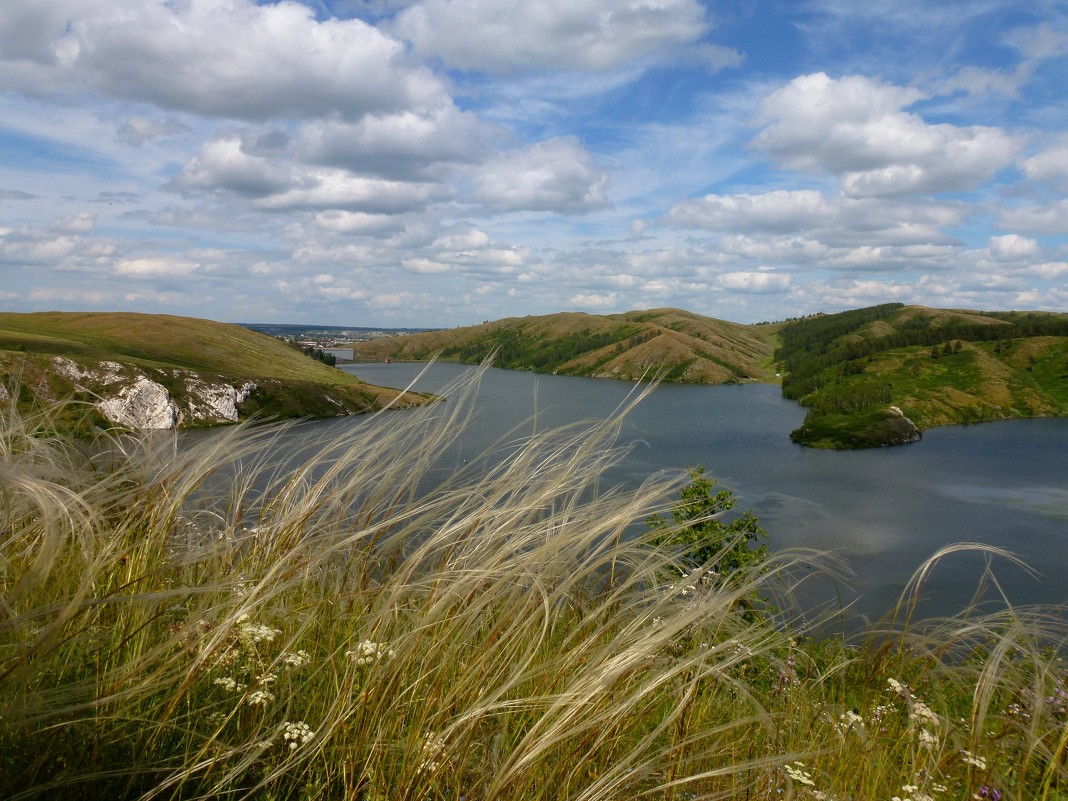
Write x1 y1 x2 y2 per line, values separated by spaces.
288 363 1068 626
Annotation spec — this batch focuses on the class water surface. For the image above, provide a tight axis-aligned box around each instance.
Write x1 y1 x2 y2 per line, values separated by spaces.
311 363 1068 626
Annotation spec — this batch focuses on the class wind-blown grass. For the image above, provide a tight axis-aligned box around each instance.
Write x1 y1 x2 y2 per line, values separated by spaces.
1 368 1065 800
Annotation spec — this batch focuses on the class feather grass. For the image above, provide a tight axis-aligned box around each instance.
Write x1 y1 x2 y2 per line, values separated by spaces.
1 368 1065 800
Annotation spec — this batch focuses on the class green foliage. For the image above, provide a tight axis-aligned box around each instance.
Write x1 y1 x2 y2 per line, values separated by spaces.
647 466 768 577
774 305 1068 448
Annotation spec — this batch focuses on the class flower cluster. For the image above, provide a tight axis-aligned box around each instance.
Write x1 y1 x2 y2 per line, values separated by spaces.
346 639 395 665
281 721 315 750
281 650 311 669
417 731 447 775
236 615 281 647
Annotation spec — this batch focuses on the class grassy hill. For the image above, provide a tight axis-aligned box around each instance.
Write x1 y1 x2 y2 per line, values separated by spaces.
353 307 779 383
777 304 1068 448
0 311 424 429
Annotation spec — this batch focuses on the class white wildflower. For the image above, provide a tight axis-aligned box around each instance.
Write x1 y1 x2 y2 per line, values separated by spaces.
281 721 315 750
212 677 246 692
237 621 281 646
960 750 987 770
918 728 938 749
784 761 816 787
417 731 447 774
246 689 275 707
346 639 395 665
282 650 311 669
910 700 939 727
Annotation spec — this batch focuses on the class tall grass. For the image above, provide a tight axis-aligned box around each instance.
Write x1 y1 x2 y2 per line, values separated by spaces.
1 369 1065 800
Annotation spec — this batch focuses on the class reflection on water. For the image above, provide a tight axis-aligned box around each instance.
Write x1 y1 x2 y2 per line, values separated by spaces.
210 362 1068 626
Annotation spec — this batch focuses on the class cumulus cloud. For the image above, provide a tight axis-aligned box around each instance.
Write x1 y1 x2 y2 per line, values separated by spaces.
987 233 1039 260
665 189 966 252
295 102 503 180
114 257 200 277
997 199 1068 235
391 0 710 75
470 137 608 213
1022 140 1068 190
715 271 792 293
117 116 190 146
0 0 443 120
171 136 296 197
755 73 1019 197
570 292 619 308
172 134 450 213
665 190 834 233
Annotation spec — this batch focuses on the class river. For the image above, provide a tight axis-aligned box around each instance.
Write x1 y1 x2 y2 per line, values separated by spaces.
282 362 1068 629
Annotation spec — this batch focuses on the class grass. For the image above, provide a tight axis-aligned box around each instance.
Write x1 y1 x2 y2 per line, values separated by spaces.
1 369 1066 800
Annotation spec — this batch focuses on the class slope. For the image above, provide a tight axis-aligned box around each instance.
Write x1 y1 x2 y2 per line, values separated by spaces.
352 308 779 383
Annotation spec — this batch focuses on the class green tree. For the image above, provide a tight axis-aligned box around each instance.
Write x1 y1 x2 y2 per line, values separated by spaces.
646 466 768 579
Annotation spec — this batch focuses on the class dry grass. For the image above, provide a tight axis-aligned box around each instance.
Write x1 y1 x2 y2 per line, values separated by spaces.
1 368 1066 800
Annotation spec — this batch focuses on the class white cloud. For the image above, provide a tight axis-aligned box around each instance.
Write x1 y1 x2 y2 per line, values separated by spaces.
114 257 200 277
173 135 450 213
52 213 96 235
988 234 1038 260
665 190 834 233
295 103 503 180
755 73 1019 197
392 0 710 75
118 116 190 146
998 199 1068 235
715 271 792 293
1023 140 1068 190
470 137 608 213
570 292 619 308
171 136 295 197
0 0 443 120
313 210 408 237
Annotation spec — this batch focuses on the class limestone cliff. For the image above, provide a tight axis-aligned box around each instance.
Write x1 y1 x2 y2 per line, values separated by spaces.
47 355 258 429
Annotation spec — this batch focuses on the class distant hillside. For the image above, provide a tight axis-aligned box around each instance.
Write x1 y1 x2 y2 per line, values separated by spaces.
777 304 1068 448
353 308 779 383
0 311 425 431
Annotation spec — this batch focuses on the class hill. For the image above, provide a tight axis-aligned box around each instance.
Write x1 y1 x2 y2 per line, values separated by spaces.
0 311 424 431
777 304 1068 447
353 303 1068 449
352 308 779 383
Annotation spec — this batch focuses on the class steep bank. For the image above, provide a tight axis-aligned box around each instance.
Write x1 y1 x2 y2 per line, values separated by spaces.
0 311 425 431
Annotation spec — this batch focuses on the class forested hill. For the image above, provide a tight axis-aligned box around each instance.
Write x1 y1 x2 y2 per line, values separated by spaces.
777 304 1068 448
351 308 779 383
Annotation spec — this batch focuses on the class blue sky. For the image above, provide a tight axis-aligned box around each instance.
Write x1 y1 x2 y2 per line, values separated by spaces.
1 0 1067 327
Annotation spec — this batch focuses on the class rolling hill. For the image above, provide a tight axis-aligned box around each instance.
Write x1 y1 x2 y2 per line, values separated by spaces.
353 303 1068 448
0 311 425 431
776 304 1068 447
352 308 780 383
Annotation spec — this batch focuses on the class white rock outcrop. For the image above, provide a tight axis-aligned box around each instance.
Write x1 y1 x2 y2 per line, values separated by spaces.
185 378 257 422
47 355 258 429
97 377 180 429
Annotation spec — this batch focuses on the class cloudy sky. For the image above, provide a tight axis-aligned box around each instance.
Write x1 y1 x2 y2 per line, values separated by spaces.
2 0 1067 327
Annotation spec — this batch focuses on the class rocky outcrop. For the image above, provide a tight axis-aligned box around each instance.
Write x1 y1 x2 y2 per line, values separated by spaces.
97 376 180 429
885 406 922 445
49 355 258 430
184 377 257 422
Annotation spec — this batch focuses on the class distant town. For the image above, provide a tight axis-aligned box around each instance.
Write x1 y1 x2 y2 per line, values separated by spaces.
239 322 437 362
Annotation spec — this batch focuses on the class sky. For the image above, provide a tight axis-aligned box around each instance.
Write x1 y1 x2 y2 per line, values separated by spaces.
1 0 1067 327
